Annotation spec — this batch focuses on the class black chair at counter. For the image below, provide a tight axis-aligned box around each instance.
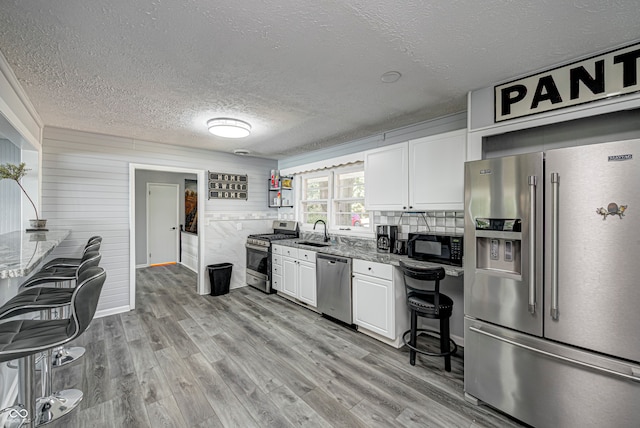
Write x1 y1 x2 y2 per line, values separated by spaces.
0 267 106 427
19 250 101 368
398 261 457 371
41 236 102 270
20 250 101 292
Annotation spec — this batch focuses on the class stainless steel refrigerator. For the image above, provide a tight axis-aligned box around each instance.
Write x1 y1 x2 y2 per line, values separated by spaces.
464 140 640 427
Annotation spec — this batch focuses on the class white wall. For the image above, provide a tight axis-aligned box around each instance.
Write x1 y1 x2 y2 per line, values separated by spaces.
41 127 278 314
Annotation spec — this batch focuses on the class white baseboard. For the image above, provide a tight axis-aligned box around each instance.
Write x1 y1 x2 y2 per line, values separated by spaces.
94 305 130 319
178 261 197 273
136 264 148 269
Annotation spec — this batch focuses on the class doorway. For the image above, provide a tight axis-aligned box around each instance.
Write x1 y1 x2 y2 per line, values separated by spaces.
129 163 207 310
147 183 179 266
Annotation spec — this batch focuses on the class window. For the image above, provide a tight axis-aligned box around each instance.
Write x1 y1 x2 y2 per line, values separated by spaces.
334 168 368 229
300 173 329 225
298 164 370 233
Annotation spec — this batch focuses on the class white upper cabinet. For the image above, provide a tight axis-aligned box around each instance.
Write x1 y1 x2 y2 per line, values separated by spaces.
364 129 466 211
364 142 409 210
408 129 466 210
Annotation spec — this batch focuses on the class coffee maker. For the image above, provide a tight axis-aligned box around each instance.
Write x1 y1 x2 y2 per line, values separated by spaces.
376 225 398 253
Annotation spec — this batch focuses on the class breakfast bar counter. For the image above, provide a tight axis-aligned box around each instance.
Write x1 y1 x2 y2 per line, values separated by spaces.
0 229 71 308
0 229 71 280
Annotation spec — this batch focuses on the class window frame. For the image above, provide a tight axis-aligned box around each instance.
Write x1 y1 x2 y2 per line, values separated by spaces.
296 163 372 236
298 170 331 228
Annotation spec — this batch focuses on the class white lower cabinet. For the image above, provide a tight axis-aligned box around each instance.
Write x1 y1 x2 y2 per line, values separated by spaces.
352 259 409 347
281 255 298 297
278 247 317 308
297 259 317 306
271 246 283 291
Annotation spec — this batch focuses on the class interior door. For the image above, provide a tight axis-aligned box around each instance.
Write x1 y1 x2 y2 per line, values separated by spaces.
147 183 179 265
544 140 640 363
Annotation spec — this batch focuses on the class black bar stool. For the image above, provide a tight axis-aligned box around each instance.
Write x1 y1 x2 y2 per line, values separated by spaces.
41 236 102 271
398 261 458 371
0 267 106 427
21 250 101 291
19 251 101 367
0 286 76 425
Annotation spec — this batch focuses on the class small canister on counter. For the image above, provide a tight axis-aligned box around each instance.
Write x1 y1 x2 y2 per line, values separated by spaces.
394 239 407 255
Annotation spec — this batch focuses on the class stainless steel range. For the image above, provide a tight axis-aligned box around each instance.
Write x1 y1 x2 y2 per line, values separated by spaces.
245 220 298 293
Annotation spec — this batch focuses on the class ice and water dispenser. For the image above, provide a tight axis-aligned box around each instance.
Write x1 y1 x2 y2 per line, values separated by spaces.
474 218 522 276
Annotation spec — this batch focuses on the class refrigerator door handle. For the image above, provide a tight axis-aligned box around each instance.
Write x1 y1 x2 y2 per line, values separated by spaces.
551 172 560 320
528 175 537 314
469 326 640 383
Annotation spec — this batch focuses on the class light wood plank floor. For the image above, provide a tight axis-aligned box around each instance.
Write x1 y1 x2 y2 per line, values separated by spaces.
47 264 525 427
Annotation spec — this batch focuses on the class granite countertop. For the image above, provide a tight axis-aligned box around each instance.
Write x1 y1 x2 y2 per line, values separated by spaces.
0 229 71 279
274 238 464 277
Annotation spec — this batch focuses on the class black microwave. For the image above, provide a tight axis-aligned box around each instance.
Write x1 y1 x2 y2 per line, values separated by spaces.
407 233 463 266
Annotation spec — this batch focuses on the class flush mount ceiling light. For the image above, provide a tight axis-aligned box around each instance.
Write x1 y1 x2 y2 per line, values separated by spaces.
207 118 252 138
381 71 402 83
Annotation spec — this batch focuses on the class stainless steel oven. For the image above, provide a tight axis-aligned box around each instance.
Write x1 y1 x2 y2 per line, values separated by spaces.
245 243 270 292
245 220 299 293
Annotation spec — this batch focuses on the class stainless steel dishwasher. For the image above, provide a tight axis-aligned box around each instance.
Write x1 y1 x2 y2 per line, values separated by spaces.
316 253 353 325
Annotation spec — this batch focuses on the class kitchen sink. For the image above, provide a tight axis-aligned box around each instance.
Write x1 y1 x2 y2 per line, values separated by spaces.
296 240 330 248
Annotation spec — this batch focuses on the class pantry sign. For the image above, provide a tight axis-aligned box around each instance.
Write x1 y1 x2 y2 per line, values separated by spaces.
495 42 640 122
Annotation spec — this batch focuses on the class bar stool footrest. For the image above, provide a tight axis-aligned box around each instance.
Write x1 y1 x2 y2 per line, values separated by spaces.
52 346 85 367
35 389 83 426
402 329 458 357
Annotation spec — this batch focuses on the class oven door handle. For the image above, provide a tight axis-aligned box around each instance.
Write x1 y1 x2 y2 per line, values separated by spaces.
246 243 269 252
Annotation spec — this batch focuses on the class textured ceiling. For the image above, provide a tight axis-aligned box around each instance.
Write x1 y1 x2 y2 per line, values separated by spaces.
0 1 638 159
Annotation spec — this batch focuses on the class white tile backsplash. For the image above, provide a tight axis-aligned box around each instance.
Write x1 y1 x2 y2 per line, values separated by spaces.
373 210 464 238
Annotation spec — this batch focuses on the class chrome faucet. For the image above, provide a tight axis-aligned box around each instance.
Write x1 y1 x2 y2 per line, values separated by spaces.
313 219 329 242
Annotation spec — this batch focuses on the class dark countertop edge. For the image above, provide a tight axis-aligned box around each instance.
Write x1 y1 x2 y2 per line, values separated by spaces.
0 229 71 279
273 239 464 277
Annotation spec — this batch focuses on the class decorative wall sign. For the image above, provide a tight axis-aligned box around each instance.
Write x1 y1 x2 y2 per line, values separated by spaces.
495 41 640 122
208 171 248 200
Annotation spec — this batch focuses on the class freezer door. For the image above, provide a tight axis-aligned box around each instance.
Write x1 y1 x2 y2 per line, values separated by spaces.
464 153 544 336
545 139 640 363
464 317 640 428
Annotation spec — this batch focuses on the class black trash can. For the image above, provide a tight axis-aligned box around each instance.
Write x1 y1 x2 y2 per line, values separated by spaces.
207 263 233 296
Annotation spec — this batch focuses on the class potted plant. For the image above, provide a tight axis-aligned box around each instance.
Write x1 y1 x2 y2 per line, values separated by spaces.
0 162 47 230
